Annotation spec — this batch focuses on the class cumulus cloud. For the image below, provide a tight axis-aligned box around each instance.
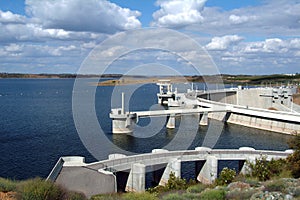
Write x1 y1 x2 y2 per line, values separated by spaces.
244 38 288 53
0 10 26 24
25 0 141 34
186 0 300 37
206 35 244 50
151 0 206 28
229 14 257 25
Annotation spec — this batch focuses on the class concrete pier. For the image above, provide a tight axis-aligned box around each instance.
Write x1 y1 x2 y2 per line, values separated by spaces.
110 109 137 134
166 114 176 129
125 163 146 192
199 112 208 126
159 159 181 186
197 155 218 184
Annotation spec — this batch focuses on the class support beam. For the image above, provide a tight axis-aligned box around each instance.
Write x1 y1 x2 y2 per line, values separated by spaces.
159 159 181 186
199 112 208 126
125 163 145 192
166 114 176 129
197 156 218 184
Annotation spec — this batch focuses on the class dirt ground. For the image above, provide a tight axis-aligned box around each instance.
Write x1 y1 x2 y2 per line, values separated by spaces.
0 192 16 200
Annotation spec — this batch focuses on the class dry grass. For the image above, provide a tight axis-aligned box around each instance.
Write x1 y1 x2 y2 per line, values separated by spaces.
0 192 17 200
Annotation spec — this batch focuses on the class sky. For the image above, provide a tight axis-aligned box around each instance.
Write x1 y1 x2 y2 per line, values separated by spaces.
0 0 299 75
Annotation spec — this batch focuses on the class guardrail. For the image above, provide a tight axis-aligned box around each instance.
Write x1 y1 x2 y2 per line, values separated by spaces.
198 98 300 122
46 157 64 181
86 149 291 171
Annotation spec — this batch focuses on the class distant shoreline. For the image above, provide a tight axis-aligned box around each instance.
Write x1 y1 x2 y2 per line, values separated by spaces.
1 73 300 86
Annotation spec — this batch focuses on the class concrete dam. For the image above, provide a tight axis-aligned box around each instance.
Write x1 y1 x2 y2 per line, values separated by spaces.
47 148 292 198
110 85 300 135
48 82 300 197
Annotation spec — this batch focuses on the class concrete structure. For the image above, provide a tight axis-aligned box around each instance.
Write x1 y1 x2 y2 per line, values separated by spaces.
157 80 175 105
198 98 300 134
48 148 292 197
110 88 300 134
110 106 228 134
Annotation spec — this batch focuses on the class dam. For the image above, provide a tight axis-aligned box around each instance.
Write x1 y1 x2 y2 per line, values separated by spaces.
110 83 300 134
47 147 292 198
48 82 300 197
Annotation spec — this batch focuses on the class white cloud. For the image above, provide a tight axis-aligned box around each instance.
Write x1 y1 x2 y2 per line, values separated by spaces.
229 14 257 25
206 35 243 50
152 0 206 28
0 10 26 24
186 0 300 37
25 0 141 34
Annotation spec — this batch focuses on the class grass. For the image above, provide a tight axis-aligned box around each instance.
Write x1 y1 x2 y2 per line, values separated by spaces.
0 178 17 193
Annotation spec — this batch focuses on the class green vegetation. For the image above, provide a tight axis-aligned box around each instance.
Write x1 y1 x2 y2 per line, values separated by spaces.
199 189 226 200
287 134 300 178
215 167 236 185
0 178 17 192
0 178 86 200
245 156 287 181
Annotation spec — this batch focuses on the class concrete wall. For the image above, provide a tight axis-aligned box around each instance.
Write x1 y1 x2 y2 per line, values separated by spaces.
55 166 116 198
204 88 300 134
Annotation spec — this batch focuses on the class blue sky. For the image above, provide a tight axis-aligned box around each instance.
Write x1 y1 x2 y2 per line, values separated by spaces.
0 0 299 75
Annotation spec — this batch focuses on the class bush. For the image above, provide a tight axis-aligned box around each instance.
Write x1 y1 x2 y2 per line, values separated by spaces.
0 178 17 192
122 192 158 200
246 156 270 181
226 188 257 200
268 158 286 176
181 192 201 199
216 167 236 186
165 172 187 190
263 179 286 193
161 193 184 200
199 189 225 200
186 183 207 193
17 178 66 200
65 191 87 200
90 193 121 200
287 135 300 178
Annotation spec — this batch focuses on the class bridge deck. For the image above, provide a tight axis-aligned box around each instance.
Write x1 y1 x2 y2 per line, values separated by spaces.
135 107 228 118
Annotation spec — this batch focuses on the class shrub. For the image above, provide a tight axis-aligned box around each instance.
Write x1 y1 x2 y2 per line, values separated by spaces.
17 178 65 200
268 158 286 176
0 178 17 192
216 167 236 186
165 172 187 190
263 179 286 193
90 193 121 200
287 135 300 178
161 193 184 200
186 183 207 193
122 192 158 200
246 156 270 181
65 191 87 200
199 189 225 200
226 188 258 200
181 192 201 200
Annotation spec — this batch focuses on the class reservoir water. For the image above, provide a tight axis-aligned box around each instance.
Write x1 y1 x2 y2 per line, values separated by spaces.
0 79 292 181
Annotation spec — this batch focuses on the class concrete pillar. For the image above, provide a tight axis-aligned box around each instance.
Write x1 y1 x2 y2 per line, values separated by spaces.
239 147 256 175
166 114 176 129
199 112 208 126
240 156 256 175
125 163 146 192
159 159 181 186
110 109 137 134
197 156 218 184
